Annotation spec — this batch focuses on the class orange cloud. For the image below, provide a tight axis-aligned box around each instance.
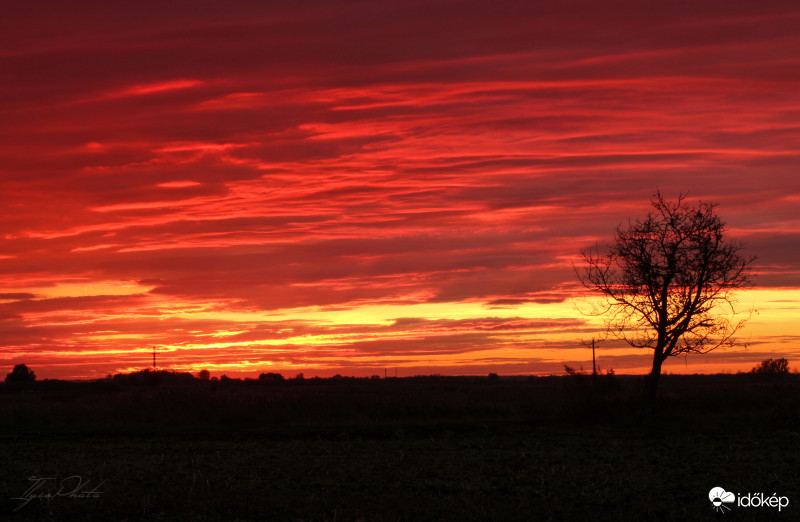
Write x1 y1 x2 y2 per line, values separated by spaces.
1 1 799 380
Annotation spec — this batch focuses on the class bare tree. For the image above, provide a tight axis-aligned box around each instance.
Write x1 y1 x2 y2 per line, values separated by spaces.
576 192 754 405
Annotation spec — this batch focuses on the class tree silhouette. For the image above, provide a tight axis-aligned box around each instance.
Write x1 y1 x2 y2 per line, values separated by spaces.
5 364 36 384
258 372 285 383
577 192 754 405
751 358 789 375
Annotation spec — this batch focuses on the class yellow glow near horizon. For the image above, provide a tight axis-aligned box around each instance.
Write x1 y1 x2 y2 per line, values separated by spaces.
159 287 794 345
168 296 589 327
4 278 796 380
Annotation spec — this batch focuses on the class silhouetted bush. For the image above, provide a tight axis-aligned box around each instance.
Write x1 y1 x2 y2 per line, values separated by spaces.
198 369 211 380
112 369 196 385
258 372 285 383
219 375 243 388
5 364 36 384
751 357 790 375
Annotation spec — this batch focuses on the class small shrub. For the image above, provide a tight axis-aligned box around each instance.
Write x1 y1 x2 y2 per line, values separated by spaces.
258 372 285 383
5 364 36 384
750 358 790 375
563 365 584 376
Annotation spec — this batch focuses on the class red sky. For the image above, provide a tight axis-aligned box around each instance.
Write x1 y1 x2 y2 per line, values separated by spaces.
2 1 799 380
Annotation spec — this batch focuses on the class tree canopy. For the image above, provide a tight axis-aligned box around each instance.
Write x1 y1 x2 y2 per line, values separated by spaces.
5 364 36 384
577 192 754 402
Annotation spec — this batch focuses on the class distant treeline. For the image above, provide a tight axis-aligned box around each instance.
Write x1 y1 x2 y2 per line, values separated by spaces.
2 356 793 391
106 369 513 386
2 368 531 389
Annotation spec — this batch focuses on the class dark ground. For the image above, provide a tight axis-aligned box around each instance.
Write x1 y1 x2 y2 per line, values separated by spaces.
1 373 798 521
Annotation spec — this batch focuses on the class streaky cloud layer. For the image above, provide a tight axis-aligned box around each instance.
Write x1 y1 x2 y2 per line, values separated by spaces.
1 0 798 379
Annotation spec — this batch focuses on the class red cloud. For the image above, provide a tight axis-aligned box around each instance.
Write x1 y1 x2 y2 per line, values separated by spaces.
1 1 798 379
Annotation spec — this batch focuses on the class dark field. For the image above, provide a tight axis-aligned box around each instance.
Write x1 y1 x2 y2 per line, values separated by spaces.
2 373 799 521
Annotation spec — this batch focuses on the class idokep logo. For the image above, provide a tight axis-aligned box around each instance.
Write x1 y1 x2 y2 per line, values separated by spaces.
709 487 736 513
709 486 790 514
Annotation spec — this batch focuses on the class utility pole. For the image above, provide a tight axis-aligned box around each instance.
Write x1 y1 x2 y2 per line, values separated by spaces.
591 338 597 387
152 345 157 371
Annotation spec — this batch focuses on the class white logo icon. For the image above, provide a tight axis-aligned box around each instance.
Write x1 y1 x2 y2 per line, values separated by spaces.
709 487 736 513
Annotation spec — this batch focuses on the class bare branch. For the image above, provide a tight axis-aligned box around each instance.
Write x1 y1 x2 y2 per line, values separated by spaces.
575 192 755 402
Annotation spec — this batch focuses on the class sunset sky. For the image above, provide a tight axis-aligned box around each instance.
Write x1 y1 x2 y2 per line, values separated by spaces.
2 1 799 380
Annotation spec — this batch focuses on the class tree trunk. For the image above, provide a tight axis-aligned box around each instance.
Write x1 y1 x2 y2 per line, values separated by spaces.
644 353 665 408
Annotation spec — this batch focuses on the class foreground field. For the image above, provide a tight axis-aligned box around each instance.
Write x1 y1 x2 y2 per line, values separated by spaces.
1 374 798 521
